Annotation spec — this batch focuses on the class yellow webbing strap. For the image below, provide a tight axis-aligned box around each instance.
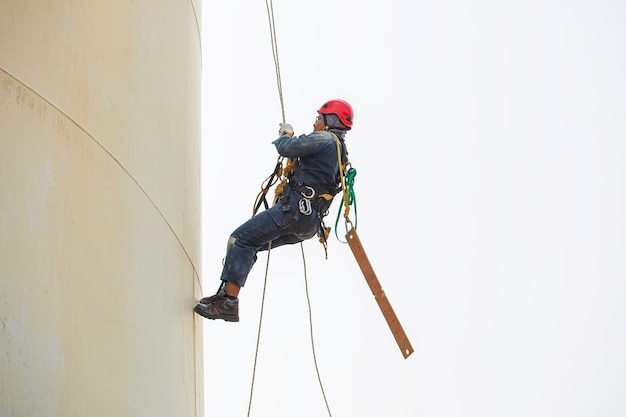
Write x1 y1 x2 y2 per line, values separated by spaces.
346 226 414 359
272 157 297 205
332 133 351 221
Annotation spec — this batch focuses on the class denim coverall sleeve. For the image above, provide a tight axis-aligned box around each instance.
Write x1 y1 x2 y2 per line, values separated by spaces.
272 131 339 189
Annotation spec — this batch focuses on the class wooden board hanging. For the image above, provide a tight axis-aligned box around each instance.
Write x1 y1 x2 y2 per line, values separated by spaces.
346 227 414 359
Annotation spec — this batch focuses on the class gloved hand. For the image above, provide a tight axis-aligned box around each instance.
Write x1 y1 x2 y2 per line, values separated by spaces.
278 123 294 137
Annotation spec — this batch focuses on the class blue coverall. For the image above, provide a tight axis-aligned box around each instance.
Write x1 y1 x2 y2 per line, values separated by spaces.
219 130 342 287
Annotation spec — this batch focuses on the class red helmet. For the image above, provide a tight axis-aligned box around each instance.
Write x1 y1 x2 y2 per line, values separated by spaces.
318 99 354 130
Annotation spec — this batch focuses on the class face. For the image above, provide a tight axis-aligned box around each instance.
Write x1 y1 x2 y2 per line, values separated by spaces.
313 114 325 131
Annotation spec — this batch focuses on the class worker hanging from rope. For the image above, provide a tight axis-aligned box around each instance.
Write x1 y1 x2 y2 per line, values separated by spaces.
194 99 354 322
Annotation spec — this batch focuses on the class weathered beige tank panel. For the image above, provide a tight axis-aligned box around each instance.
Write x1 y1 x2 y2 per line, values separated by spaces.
0 1 203 416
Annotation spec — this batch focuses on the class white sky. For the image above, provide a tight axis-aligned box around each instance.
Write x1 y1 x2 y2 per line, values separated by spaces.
199 1 626 416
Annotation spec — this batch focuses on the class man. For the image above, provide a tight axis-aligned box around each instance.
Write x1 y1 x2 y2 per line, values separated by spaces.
194 99 354 322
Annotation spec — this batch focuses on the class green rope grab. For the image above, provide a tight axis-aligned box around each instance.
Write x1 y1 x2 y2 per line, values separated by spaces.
335 166 358 241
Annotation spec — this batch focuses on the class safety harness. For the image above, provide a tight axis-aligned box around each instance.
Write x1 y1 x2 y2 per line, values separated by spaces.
267 132 352 258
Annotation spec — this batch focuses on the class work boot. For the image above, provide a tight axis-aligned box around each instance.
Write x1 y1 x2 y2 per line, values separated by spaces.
198 282 228 304
198 292 220 305
194 290 239 322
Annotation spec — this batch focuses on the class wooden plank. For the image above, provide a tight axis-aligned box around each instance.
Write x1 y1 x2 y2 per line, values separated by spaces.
346 227 414 359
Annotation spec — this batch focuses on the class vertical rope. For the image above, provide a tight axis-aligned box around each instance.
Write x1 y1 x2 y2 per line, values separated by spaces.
265 0 286 124
246 2 332 415
247 243 272 417
247 4 283 412
301 244 333 416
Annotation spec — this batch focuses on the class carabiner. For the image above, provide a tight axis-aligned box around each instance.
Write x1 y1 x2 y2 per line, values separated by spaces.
298 198 312 216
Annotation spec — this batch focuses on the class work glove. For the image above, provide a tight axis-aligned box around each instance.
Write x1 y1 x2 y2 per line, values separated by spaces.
278 123 294 137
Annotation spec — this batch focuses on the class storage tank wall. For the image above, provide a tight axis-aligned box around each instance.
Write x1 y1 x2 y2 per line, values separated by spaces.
0 1 203 415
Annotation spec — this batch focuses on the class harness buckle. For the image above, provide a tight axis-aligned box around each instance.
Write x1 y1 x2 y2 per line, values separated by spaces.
300 185 316 199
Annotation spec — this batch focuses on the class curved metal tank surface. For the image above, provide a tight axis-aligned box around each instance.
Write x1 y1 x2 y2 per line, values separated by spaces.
0 1 204 415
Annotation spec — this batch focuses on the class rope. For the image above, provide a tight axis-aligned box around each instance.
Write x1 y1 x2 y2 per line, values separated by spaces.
246 242 272 417
265 0 286 124
330 132 358 241
334 166 358 242
301 244 333 416
253 156 283 214
246 1 332 416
